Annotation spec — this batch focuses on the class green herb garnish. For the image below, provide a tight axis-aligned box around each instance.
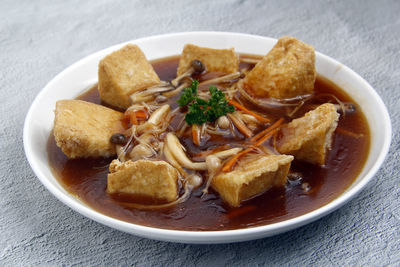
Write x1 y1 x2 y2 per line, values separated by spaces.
177 80 198 107
177 80 235 125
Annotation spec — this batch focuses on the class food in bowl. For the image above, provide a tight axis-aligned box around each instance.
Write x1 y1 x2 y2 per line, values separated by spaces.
48 36 370 230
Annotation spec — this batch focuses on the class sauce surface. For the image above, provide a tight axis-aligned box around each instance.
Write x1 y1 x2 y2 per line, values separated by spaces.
48 56 370 231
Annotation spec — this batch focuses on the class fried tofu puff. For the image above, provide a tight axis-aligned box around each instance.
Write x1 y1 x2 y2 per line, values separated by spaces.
277 103 340 165
53 100 124 158
212 154 293 207
107 159 179 203
240 36 316 99
98 44 160 109
177 44 239 75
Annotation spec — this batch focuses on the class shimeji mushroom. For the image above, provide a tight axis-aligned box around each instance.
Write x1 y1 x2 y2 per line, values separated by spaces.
116 105 171 161
165 132 207 170
116 141 204 210
285 94 356 118
211 147 243 159
147 104 171 125
136 104 171 134
130 81 174 103
238 86 311 108
163 142 187 176
202 155 222 195
200 147 243 196
217 115 230 129
199 71 242 86
171 59 205 87
162 60 205 98
131 59 232 103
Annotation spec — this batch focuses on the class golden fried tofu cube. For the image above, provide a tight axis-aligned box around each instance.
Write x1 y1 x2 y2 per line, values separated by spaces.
53 100 124 158
98 44 160 109
240 36 316 99
212 155 293 207
277 103 339 165
107 159 179 202
177 44 239 75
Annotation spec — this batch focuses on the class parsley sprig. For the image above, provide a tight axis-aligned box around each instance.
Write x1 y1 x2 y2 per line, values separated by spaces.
177 80 235 125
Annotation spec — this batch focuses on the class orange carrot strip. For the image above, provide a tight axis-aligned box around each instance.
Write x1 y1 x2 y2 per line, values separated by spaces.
227 113 253 138
228 99 270 123
250 118 284 142
124 110 138 125
222 129 278 172
222 147 254 172
124 109 150 125
226 205 257 219
255 128 278 146
192 124 201 146
135 110 149 119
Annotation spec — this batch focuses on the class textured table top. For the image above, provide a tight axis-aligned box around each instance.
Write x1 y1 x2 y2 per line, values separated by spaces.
1 0 399 266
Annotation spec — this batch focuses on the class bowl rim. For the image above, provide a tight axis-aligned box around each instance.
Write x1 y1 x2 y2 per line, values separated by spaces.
23 31 392 244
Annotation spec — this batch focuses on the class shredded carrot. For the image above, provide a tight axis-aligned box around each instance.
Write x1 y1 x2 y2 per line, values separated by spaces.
192 124 201 146
250 118 284 142
226 205 257 219
227 113 253 138
124 110 138 125
135 110 149 119
222 147 254 172
255 128 278 146
336 127 364 138
124 109 149 125
222 118 283 172
228 99 270 123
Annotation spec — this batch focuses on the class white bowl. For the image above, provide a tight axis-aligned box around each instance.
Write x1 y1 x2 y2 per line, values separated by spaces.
23 32 391 244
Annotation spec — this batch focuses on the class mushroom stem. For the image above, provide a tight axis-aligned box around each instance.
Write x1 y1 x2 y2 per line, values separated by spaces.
238 86 309 108
177 121 188 137
143 85 174 94
130 92 154 103
129 81 174 104
147 81 172 89
129 104 171 135
212 147 243 159
202 155 222 196
117 128 136 162
165 133 207 170
205 128 231 136
163 143 187 177
171 59 205 87
199 72 241 86
171 68 194 87
116 145 126 162
162 81 190 98
147 104 170 125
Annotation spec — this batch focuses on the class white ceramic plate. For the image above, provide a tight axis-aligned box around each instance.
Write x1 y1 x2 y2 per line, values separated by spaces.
23 32 391 244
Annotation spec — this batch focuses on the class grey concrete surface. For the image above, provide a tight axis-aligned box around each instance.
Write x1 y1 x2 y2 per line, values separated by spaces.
1 0 399 266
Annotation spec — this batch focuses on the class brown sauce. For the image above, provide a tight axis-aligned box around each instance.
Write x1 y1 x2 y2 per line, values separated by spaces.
47 56 370 231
